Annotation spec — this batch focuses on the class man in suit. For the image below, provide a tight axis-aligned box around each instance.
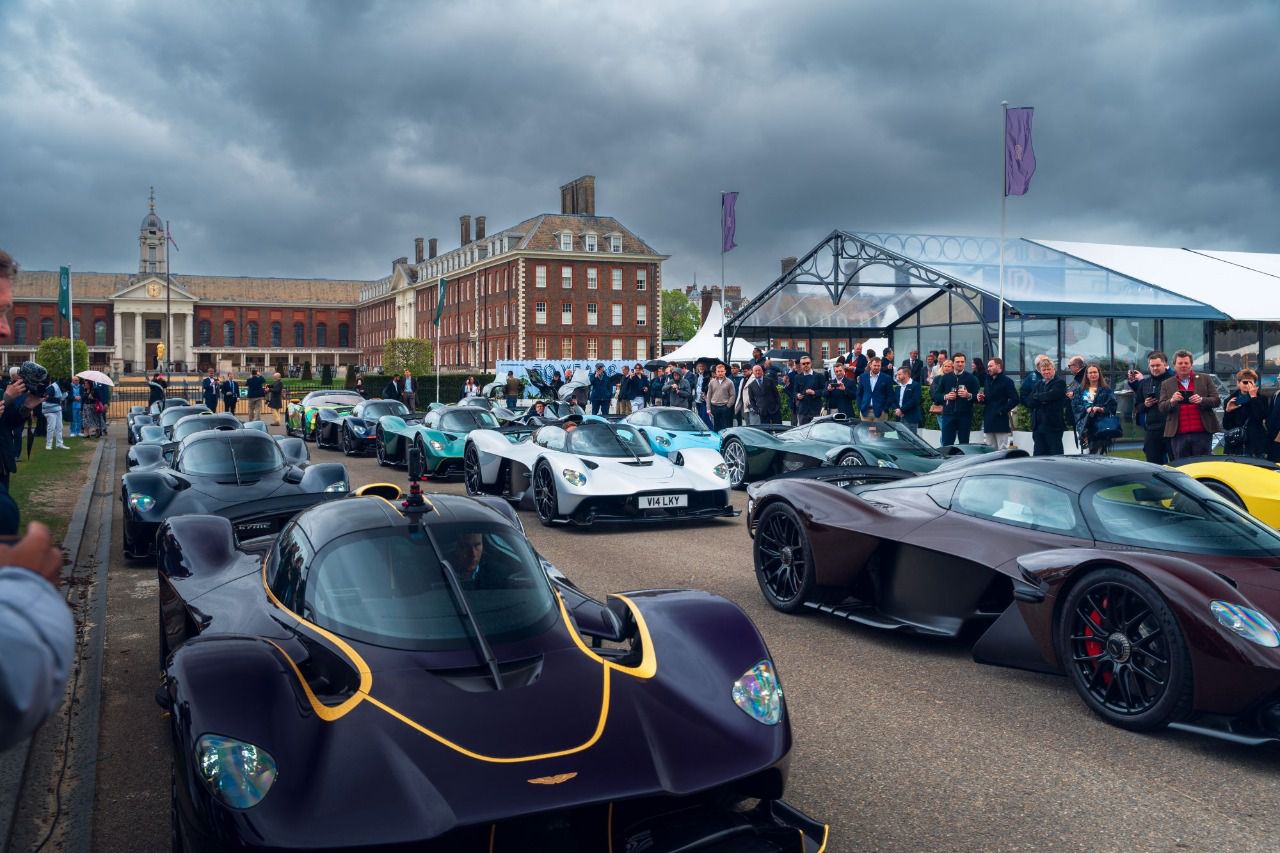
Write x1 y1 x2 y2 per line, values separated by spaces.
743 364 780 425
857 357 892 421
892 365 922 433
201 367 219 411
978 357 1018 449
903 349 926 384
1027 356 1068 455
825 364 856 418
402 370 415 409
848 343 868 390
729 363 747 425
220 372 239 415
791 356 824 425
934 352 980 445
383 374 403 400
1159 349 1221 459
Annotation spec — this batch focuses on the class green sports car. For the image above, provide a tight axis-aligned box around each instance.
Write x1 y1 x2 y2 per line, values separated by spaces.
285 390 364 441
720 415 992 487
375 405 501 477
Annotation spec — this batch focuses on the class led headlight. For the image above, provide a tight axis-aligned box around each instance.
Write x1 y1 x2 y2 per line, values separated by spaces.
713 462 729 480
195 734 277 809
350 424 367 435
1210 601 1280 648
129 494 156 512
654 435 671 447
324 480 349 493
876 459 898 469
732 659 783 725
561 468 587 487
429 440 444 451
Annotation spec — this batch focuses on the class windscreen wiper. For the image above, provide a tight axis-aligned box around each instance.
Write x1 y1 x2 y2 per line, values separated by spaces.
608 426 644 464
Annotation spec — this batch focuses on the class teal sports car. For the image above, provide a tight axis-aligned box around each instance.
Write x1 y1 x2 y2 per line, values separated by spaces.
720 415 992 487
375 405 501 477
622 406 722 457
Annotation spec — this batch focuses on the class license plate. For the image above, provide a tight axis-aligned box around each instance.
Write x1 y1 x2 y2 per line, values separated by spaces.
640 494 687 509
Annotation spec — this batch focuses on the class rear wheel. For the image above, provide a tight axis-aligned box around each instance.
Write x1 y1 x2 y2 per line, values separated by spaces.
1058 568 1192 731
753 503 817 613
1201 479 1246 510
836 450 866 467
533 464 559 525
464 444 484 495
723 437 749 488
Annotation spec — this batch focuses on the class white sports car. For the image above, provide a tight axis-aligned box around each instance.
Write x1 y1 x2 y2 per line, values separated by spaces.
464 419 738 526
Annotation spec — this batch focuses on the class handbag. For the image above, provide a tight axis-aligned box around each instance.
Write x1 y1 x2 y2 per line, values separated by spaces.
1091 414 1123 441
94 401 105 414
1222 426 1247 453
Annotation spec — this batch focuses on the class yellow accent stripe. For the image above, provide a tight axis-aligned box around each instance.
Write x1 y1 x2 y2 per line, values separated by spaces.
265 639 369 721
817 824 829 852
555 592 657 679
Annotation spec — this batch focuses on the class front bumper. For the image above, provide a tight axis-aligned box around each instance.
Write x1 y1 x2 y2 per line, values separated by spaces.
567 490 738 525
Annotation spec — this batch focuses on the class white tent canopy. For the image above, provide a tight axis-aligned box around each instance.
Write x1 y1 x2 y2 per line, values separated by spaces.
663 302 761 363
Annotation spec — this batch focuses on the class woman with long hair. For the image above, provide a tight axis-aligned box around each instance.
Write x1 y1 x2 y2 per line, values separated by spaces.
1071 362 1118 455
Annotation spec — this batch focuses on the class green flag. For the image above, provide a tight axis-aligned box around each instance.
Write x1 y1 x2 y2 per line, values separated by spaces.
434 277 447 326
58 266 71 320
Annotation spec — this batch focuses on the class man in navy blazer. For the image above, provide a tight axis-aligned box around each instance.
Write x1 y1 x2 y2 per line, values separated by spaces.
790 356 825 425
978 356 1019 449
892 365 923 432
857 357 892 420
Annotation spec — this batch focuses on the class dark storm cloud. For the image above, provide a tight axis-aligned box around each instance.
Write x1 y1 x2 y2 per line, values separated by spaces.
1 0 1276 294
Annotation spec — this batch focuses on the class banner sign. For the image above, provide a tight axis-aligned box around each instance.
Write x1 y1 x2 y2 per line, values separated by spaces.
494 359 641 399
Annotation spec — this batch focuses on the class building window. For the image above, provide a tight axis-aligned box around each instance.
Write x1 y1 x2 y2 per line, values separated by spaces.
223 321 235 346
559 232 573 251
198 320 210 346
271 322 281 347
610 269 622 290
535 302 546 324
13 317 25 344
610 235 622 253
821 342 830 359
561 267 573 289
636 305 647 326
636 269 646 290
39 317 52 339
636 338 647 360
611 338 623 360
535 265 546 288
587 303 598 325
294 322 305 348
561 303 573 325
94 319 106 346
338 323 349 347
557 338 570 359
535 336 547 359
247 321 259 347
587 267 598 289
585 233 597 252
73 319 81 339
587 338 598 360
316 323 327 347
838 342 848 355
611 303 622 326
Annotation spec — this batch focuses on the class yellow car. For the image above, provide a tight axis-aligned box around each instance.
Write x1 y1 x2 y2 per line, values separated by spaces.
1172 457 1280 526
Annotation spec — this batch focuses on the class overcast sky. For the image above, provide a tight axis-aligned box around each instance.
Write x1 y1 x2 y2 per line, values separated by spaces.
2 0 1277 294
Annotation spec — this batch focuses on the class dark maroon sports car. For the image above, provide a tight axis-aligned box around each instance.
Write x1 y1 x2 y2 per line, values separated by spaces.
746 455 1280 744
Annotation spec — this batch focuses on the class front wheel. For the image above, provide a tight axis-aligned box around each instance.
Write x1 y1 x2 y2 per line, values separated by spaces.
340 427 354 456
1057 568 1192 732
533 464 559 526
375 432 391 467
753 503 817 613
722 437 749 488
464 444 484 495
836 450 866 467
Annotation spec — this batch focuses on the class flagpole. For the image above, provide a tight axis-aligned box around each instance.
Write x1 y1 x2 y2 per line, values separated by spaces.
166 219 172 374
998 101 1008 361
68 266 74 378
720 192 728 365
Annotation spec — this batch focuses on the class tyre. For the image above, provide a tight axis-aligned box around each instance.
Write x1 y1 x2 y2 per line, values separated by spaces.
375 432 390 467
532 463 559 526
340 427 354 456
414 437 429 479
1201 479 1246 510
722 437 749 488
1057 568 1193 732
464 444 484 495
753 503 818 613
836 450 866 467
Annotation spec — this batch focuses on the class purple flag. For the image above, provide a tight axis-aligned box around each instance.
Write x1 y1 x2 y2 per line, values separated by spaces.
1004 107 1036 196
721 191 738 253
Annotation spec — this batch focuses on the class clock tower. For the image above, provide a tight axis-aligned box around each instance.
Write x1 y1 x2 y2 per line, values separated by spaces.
138 187 168 275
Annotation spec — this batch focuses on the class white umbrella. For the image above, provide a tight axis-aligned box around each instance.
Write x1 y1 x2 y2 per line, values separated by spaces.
75 369 115 386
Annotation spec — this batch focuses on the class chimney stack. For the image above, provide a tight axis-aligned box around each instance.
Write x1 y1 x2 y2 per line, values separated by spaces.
414 238 424 264
475 216 486 240
460 215 472 247
558 175 596 216
700 287 714 322
781 256 798 275
428 237 438 259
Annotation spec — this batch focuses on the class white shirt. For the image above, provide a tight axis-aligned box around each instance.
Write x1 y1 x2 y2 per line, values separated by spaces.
898 380 911 407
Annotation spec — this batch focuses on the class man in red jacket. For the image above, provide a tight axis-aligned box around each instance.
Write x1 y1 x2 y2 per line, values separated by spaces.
1158 349 1220 459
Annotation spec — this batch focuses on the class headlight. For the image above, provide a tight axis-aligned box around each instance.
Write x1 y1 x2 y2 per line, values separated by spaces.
1210 601 1280 647
732 659 783 725
350 423 366 435
654 435 671 447
561 468 587 487
129 494 155 512
195 734 277 809
876 459 898 469
324 481 349 493
746 497 755 516
429 439 444 451
713 462 729 479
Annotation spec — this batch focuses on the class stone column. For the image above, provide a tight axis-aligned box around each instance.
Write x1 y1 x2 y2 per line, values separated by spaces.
113 312 123 362
185 313 194 368
133 313 143 369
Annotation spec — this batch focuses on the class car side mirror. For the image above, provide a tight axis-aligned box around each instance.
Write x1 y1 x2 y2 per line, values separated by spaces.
283 466 304 484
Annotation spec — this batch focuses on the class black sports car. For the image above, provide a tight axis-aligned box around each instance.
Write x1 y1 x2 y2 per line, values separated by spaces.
127 415 286 471
747 455 1280 743
121 429 347 559
128 398 194 444
314 398 420 455
154 471 825 851
154 404 211 438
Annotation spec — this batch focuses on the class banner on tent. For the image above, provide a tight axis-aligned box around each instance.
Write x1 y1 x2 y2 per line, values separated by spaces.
495 359 638 398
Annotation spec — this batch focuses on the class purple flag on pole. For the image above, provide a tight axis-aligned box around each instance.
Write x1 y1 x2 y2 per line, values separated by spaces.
1004 107 1036 196
721 191 738 253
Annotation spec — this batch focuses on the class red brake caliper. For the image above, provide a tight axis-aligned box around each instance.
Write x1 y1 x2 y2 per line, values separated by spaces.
1083 596 1111 684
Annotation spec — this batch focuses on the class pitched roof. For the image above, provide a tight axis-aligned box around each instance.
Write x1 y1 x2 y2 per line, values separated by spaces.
15 270 366 305
507 213 663 256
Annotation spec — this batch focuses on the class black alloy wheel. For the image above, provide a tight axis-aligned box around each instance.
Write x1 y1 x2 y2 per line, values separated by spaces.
414 437 429 479
1201 479 1246 510
375 432 390 467
464 444 484 495
722 438 749 488
1058 568 1192 731
753 503 817 613
340 427 354 456
533 464 559 526
836 450 866 467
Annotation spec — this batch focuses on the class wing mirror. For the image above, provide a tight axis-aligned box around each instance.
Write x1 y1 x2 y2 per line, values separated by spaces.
283 466 304 484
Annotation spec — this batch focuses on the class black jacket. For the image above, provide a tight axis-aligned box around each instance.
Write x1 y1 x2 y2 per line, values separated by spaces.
1028 376 1069 433
384 378 402 400
743 375 780 418
934 371 980 418
1224 392 1270 457
1128 371 1172 433
791 371 825 417
981 373 1018 434
903 357 926 384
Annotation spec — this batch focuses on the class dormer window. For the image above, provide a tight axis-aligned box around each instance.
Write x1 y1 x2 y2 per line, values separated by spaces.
584 233 598 252
559 232 573 251
609 234 623 253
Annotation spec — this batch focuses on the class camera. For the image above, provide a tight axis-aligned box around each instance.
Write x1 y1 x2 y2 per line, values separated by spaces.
18 361 49 399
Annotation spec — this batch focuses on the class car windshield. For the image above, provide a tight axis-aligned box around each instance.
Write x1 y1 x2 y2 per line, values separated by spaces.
849 421 936 454
173 416 238 441
439 410 499 432
1083 471 1280 556
303 523 559 651
305 393 361 408
565 423 653 457
652 410 707 431
160 407 205 428
178 436 284 480
360 401 407 419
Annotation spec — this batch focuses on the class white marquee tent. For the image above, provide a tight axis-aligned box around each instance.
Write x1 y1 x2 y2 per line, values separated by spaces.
663 302 761 363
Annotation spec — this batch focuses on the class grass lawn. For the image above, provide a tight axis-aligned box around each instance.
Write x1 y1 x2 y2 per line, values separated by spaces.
9 437 97 543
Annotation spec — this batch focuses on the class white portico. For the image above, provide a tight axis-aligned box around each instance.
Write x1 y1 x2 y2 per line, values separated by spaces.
110 277 197 372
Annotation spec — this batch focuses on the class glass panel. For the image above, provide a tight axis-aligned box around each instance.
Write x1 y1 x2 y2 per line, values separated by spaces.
1062 318 1110 372
1016 319 1058 376
94 320 107 346
917 294 949 326
953 476 1085 536
949 324 983 363
1211 321 1259 380
892 327 918 360
950 293 981 324
1263 323 1280 390
919 326 949 357
145 319 162 338
1112 319 1156 375
1161 320 1208 370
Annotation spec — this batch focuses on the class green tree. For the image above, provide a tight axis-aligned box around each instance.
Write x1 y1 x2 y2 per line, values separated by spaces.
320 364 333 385
34 337 90 382
383 338 435 377
661 289 700 342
